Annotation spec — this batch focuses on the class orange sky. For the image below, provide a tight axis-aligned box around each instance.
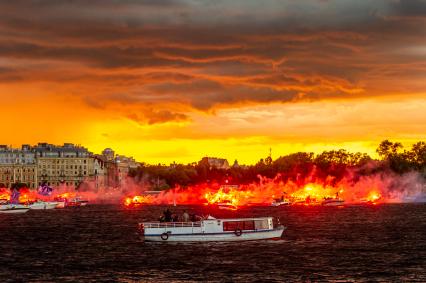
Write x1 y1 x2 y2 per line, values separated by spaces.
0 1 425 164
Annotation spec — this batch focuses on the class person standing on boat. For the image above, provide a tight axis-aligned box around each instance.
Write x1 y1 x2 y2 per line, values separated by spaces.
182 210 189 222
172 213 178 222
163 208 172 222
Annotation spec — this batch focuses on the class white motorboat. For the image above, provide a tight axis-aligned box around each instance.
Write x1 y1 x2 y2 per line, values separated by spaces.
321 198 345 206
0 204 30 214
55 201 66 208
217 203 238 210
139 216 285 242
29 201 58 210
271 200 291 206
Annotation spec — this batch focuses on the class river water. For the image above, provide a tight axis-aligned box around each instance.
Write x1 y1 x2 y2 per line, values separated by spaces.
0 204 425 282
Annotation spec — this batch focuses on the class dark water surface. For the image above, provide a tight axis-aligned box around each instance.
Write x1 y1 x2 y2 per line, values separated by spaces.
0 204 425 282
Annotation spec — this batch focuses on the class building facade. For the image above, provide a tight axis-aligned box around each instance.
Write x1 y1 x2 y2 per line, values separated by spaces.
0 145 38 188
90 155 106 189
98 151 139 188
0 164 38 188
200 157 230 169
34 143 92 187
0 143 138 189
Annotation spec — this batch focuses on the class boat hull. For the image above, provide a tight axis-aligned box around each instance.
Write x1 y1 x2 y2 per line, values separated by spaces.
29 202 58 210
144 226 285 242
0 208 29 214
67 200 89 207
271 202 290 207
322 201 345 206
0 204 30 214
218 205 237 211
55 201 66 208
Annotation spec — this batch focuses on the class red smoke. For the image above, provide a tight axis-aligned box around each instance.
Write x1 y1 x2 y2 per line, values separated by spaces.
0 167 424 207
123 170 425 207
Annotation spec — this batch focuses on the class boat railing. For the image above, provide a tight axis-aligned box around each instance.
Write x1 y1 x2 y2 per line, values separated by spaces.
143 222 202 228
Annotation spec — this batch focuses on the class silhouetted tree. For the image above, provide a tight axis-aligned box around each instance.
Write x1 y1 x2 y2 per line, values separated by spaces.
376 140 403 159
128 140 425 189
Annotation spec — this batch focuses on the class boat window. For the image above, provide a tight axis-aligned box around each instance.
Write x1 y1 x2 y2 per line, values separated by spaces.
254 219 269 230
223 221 255 231
243 221 254 230
223 221 237 231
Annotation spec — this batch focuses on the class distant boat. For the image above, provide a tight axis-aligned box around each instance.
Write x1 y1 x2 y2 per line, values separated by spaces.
55 201 66 208
29 200 59 210
54 196 88 207
66 197 89 207
217 203 238 210
271 195 291 206
0 204 30 214
271 197 291 206
321 198 345 206
139 216 285 242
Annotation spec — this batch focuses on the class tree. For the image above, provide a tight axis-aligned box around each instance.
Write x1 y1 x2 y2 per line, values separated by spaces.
406 142 426 169
376 140 402 159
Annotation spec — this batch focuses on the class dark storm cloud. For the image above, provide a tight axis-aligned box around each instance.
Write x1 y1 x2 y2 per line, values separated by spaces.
0 42 184 68
391 0 426 17
127 110 189 125
0 0 425 123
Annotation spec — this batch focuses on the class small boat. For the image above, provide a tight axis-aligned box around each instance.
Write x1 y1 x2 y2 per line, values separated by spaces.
321 198 345 206
271 195 291 206
139 216 285 242
67 197 89 207
217 203 238 210
271 199 291 206
271 200 291 206
29 200 58 210
54 196 88 207
55 201 66 208
0 204 30 214
205 202 238 210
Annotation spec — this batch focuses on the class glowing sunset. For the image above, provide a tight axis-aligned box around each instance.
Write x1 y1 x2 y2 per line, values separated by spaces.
1 1 424 163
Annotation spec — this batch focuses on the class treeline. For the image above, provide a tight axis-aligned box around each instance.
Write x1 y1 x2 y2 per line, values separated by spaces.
128 140 426 190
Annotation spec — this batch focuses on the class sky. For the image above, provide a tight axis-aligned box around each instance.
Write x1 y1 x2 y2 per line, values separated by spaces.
0 0 425 164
